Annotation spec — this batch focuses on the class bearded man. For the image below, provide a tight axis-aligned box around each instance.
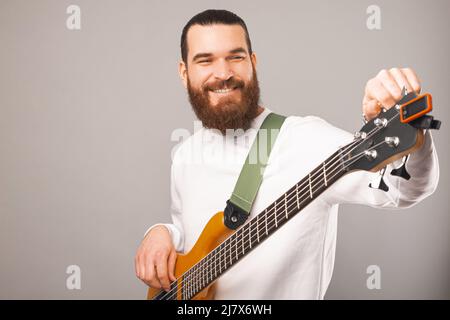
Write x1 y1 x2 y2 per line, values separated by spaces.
135 9 439 299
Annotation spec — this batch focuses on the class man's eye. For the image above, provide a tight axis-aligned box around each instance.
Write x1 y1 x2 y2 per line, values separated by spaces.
231 56 245 60
198 60 211 64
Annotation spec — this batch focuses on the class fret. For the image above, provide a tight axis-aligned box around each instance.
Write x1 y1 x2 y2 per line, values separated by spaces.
202 262 206 291
308 173 313 198
274 201 278 227
186 276 189 300
296 183 300 209
221 244 225 272
235 233 239 261
191 269 194 299
181 277 184 300
185 271 189 299
223 243 228 270
200 261 205 288
199 261 203 291
182 276 186 300
256 215 260 243
249 222 252 249
198 263 202 294
186 270 189 299
265 209 268 235
220 244 226 271
184 274 187 300
191 265 195 298
241 227 245 256
218 253 223 274
211 254 217 277
228 239 233 267
284 193 288 219
215 249 220 277
223 245 227 270
199 261 204 292
193 265 198 296
191 266 198 295
323 161 328 186
204 255 214 282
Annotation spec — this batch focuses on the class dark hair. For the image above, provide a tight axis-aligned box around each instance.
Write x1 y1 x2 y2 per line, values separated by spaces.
180 9 253 65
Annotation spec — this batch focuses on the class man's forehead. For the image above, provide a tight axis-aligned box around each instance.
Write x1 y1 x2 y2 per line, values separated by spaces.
187 24 248 58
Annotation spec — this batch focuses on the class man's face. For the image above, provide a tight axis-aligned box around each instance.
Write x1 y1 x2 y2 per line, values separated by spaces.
179 24 261 133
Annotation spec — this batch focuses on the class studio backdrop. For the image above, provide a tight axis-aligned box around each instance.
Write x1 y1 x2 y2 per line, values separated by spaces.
0 0 449 299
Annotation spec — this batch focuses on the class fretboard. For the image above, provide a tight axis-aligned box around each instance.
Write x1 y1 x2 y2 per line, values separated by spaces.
179 147 348 299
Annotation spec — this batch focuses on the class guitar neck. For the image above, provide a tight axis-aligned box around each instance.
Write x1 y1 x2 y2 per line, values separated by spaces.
181 146 349 300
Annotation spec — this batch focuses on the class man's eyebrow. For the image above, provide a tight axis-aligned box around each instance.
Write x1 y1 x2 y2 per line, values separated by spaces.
191 47 248 62
192 52 213 62
228 47 247 55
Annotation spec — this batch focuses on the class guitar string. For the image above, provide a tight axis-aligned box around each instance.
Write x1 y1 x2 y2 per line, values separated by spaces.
182 138 390 299
158 119 395 300
158 138 356 300
163 126 372 299
161 134 390 300
157 114 396 300
161 144 362 300
157 111 400 300
158 112 394 300
177 121 387 298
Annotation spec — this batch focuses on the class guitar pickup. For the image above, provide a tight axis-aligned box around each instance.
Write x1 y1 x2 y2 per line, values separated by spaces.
399 93 433 123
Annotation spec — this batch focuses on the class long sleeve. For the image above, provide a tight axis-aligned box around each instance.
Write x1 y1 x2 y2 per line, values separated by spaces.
143 162 185 252
325 130 439 208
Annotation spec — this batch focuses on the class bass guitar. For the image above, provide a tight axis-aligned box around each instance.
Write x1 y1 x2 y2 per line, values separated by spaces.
147 90 440 300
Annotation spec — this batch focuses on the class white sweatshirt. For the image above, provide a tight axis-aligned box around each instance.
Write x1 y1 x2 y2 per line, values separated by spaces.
146 107 439 299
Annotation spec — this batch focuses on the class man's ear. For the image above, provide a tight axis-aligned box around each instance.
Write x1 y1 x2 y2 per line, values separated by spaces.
250 52 257 70
179 61 188 89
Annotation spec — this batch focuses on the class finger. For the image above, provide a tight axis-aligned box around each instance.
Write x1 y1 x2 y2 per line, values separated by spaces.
366 77 397 109
135 255 141 279
401 68 421 93
155 253 171 291
139 254 159 288
145 263 162 289
168 251 177 282
389 67 414 94
377 69 403 102
363 99 381 120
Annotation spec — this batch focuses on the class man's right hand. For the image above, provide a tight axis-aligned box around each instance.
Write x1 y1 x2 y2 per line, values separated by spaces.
135 225 177 292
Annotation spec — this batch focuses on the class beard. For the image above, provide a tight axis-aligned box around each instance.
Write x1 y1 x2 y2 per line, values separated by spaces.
187 67 261 134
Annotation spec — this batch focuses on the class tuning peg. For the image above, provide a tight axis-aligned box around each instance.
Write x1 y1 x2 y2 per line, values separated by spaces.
401 86 407 97
369 167 389 192
374 117 388 128
390 155 411 180
354 131 367 139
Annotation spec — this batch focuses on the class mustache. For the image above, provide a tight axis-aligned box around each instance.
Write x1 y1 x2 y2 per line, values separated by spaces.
203 77 245 92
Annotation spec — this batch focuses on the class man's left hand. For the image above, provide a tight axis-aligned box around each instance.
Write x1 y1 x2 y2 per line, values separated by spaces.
362 67 421 121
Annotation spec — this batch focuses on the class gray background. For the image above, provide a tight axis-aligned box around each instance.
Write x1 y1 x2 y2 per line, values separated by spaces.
0 0 448 299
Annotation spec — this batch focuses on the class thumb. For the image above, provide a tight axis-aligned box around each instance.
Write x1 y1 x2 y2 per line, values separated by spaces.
363 99 381 121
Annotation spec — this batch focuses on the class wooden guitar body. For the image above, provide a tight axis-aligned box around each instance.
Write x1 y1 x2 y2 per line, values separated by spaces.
147 211 233 300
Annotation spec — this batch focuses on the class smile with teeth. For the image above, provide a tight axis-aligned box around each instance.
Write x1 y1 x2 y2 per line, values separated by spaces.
211 87 238 94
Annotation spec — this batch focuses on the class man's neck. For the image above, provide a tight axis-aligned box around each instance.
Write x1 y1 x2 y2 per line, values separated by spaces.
255 105 265 117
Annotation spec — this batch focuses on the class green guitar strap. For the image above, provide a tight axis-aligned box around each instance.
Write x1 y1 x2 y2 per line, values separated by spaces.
224 112 286 229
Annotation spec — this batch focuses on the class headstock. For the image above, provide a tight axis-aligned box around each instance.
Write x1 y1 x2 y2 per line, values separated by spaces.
344 91 440 174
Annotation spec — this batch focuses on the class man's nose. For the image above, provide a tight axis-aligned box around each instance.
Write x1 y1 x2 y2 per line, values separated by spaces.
213 60 234 81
